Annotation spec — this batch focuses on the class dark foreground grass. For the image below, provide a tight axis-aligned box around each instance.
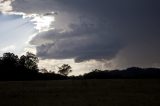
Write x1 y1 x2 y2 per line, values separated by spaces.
0 79 160 106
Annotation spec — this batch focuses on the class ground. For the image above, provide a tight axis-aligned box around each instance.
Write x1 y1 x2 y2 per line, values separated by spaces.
0 79 160 106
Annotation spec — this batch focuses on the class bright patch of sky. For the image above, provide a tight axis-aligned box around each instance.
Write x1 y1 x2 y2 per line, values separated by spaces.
31 14 55 32
0 13 37 55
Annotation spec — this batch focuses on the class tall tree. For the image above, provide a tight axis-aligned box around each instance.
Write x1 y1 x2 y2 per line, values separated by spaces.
1 52 19 68
58 64 72 76
19 52 39 72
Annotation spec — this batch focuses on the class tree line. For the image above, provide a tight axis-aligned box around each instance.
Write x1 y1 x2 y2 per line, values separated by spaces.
0 52 160 80
0 52 70 80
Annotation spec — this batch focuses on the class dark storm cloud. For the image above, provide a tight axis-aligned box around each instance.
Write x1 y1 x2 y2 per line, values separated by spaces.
30 20 123 62
12 0 160 66
12 0 160 17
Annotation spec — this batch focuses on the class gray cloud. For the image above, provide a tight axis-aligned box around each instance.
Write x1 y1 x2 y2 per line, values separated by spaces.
11 0 160 67
30 20 123 62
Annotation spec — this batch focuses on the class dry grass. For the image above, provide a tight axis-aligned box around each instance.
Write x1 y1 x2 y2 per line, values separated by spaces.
0 79 160 106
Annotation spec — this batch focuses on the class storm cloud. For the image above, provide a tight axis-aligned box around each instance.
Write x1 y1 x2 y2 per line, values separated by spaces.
30 20 123 62
8 0 160 67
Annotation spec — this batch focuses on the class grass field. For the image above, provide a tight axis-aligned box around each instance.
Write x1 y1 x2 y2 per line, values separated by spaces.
0 79 160 106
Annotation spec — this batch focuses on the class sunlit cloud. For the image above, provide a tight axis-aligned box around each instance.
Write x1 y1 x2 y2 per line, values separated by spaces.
31 14 55 32
3 11 56 32
0 0 14 12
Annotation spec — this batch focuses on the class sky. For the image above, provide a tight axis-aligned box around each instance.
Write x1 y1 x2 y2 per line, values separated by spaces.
0 0 160 75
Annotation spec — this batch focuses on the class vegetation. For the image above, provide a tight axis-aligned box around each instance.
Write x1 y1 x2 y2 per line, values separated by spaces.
58 64 72 76
0 53 160 105
0 52 160 80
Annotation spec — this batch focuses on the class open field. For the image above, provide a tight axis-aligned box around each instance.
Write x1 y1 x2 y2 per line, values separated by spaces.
0 79 160 106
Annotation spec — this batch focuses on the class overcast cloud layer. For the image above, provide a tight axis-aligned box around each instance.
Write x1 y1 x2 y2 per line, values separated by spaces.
1 0 160 69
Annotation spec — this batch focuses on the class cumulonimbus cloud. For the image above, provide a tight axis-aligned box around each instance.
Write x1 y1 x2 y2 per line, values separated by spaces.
30 19 123 62
2 0 160 68
23 0 160 66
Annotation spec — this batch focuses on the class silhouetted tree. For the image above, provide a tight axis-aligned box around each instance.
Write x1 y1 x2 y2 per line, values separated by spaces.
1 52 160 80
39 68 48 73
58 64 72 76
19 52 39 72
0 52 69 80
1 53 19 70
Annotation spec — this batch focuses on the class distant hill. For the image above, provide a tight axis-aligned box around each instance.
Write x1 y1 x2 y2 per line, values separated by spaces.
82 67 160 79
